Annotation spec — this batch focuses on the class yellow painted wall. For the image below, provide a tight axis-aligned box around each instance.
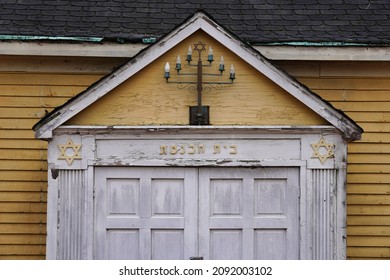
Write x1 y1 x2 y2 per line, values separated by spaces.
1 49 389 260
277 61 390 259
0 56 122 259
66 31 327 126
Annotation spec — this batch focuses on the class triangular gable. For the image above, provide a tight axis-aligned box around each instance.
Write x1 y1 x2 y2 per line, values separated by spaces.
33 11 363 141
63 30 330 128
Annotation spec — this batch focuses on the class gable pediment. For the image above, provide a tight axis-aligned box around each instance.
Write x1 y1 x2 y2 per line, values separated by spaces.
33 12 362 141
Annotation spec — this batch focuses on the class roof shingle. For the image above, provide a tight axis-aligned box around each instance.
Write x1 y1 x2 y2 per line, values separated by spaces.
0 0 389 44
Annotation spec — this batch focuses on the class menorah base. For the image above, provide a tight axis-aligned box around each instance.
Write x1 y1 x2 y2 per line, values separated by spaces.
189 106 209 125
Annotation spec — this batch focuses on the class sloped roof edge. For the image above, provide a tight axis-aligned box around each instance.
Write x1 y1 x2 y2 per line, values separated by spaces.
33 11 363 141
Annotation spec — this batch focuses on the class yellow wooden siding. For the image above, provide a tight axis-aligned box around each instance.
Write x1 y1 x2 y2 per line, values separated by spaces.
67 31 327 126
0 56 121 259
277 61 390 259
1 52 389 260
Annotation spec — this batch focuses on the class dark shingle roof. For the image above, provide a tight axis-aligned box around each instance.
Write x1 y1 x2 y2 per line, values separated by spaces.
1 0 390 45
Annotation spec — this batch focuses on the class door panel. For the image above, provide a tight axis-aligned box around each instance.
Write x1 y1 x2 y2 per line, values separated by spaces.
210 230 243 259
94 167 197 260
107 230 139 259
255 229 286 259
199 168 299 260
151 230 184 259
152 179 184 216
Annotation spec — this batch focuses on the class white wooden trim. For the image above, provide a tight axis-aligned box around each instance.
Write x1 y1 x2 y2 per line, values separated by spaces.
56 170 85 259
53 125 339 136
84 167 94 259
34 14 203 139
255 46 390 61
34 12 362 141
205 30 361 140
299 165 310 260
0 41 144 57
336 145 348 259
2 40 390 62
46 163 59 260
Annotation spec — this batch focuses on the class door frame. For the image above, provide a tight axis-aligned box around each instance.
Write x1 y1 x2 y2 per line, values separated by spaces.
92 166 301 260
46 125 348 260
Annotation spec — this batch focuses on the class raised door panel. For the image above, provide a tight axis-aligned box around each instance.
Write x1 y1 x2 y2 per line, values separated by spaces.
210 230 242 260
254 229 286 260
152 230 184 260
199 168 299 260
107 230 139 260
94 167 197 260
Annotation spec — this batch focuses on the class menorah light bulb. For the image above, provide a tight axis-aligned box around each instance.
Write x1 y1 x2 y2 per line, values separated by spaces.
164 62 170 80
229 64 236 81
187 45 192 62
219 55 225 72
176 55 182 71
208 46 214 63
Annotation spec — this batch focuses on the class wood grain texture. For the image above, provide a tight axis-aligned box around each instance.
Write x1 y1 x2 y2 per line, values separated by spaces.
347 184 390 194
347 216 390 225
347 226 390 236
0 224 47 234
347 247 390 258
0 56 125 74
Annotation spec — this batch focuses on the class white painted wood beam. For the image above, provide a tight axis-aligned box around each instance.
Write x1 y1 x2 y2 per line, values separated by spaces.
0 41 145 57
255 46 390 61
1 41 390 61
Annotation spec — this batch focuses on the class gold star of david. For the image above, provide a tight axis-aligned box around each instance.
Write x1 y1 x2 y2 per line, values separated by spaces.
193 41 206 54
57 137 82 166
311 137 335 164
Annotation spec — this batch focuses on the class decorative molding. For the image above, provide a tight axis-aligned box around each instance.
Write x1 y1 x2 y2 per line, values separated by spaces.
57 170 85 259
57 137 82 166
311 169 337 259
311 137 335 164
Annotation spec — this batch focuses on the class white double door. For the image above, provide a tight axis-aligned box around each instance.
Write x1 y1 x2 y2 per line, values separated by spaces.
94 167 300 259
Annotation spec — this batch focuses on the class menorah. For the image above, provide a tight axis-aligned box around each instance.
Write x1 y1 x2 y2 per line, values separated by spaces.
164 41 235 125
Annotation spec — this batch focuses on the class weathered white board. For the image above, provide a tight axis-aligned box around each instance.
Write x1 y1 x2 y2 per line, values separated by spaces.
95 139 301 165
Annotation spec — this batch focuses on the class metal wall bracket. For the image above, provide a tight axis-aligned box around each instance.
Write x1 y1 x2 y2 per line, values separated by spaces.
190 106 209 125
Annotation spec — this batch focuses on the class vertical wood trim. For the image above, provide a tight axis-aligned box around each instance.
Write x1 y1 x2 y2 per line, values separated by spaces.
85 166 94 259
57 170 85 259
242 177 254 260
300 166 310 259
336 163 347 259
198 168 210 260
140 177 151 260
311 169 337 260
184 168 198 260
46 168 58 260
